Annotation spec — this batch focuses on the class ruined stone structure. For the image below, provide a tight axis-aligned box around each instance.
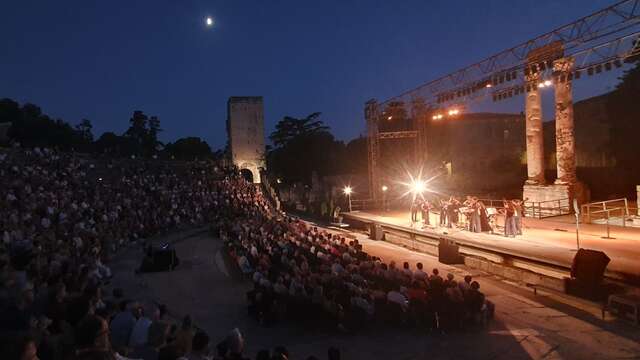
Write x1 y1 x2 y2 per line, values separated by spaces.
523 56 589 210
227 96 265 183
524 72 545 185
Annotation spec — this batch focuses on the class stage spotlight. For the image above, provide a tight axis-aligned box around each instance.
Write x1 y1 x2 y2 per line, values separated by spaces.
411 180 426 194
538 82 545 88
486 83 492 88
544 79 552 87
539 61 546 71
381 185 388 192
387 116 392 120
343 186 352 195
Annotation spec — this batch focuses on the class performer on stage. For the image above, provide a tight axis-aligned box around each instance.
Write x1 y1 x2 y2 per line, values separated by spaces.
478 200 492 232
502 199 516 237
410 198 420 224
511 199 525 235
421 199 432 226
439 198 449 227
448 196 460 228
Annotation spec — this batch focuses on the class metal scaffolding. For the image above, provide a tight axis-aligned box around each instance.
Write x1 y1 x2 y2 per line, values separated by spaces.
366 0 640 201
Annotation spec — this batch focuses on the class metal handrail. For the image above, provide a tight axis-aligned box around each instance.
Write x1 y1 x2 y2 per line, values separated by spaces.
581 198 630 224
524 198 571 218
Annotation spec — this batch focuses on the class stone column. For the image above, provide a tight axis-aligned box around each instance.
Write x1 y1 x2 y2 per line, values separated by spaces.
553 57 576 185
637 185 640 216
525 72 545 184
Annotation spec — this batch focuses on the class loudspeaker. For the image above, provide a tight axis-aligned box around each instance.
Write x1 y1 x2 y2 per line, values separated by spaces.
153 247 179 271
438 238 463 264
370 223 384 241
139 245 180 273
571 249 610 284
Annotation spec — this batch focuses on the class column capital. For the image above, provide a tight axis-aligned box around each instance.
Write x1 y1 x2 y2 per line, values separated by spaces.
553 56 575 74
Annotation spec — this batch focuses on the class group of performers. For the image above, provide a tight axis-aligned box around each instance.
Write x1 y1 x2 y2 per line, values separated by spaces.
410 196 525 237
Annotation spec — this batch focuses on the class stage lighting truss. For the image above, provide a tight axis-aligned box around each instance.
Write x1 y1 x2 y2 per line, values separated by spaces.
378 0 640 109
489 32 639 102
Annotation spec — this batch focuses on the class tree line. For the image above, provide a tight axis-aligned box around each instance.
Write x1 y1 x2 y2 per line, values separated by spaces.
0 99 216 160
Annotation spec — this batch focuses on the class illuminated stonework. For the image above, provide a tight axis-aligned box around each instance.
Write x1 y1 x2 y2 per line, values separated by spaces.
524 72 545 185
227 97 265 183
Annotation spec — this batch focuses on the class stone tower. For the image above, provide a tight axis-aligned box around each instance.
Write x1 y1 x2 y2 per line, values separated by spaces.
226 96 265 183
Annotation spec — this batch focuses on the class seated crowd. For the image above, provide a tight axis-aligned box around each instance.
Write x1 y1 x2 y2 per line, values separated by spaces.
0 147 260 359
220 191 493 333
0 145 492 359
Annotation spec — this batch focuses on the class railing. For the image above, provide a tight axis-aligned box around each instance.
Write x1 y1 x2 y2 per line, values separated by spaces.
524 198 571 218
582 198 636 227
350 198 382 211
259 172 281 212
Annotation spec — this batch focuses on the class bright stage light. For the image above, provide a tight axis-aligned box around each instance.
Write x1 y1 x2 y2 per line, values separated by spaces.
448 108 460 116
387 116 393 120
381 185 388 192
486 83 492 88
432 114 443 120
343 186 352 195
544 80 552 87
538 82 545 88
411 180 426 194
206 16 214 27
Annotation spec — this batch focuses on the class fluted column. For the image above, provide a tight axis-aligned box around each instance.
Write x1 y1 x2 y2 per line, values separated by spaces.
553 57 576 185
525 72 545 185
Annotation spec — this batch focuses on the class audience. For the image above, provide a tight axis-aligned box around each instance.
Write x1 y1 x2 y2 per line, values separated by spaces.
0 145 492 360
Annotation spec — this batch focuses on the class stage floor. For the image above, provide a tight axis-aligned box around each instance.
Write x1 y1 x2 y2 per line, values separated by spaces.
345 210 640 279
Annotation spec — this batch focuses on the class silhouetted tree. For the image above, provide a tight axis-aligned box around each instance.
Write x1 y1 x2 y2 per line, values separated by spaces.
607 60 640 169
123 111 162 157
165 137 213 160
269 112 329 148
75 119 94 142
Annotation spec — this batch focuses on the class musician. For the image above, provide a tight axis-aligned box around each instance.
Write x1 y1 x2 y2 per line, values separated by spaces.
439 198 449 227
478 200 492 232
410 198 420 223
421 199 432 226
502 199 516 237
511 199 525 235
461 196 476 232
448 196 460 228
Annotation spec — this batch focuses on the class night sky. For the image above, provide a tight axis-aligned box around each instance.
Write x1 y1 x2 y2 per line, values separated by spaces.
0 0 623 149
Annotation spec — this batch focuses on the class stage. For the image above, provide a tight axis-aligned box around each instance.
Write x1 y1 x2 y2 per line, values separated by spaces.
343 210 640 283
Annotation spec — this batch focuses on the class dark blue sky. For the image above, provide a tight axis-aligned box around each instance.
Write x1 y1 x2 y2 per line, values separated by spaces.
0 0 622 149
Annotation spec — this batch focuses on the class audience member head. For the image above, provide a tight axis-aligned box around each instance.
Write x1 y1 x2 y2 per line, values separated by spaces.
147 321 170 348
191 331 210 355
76 315 110 350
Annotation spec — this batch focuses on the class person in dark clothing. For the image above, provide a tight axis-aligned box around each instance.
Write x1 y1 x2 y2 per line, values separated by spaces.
73 315 116 360
410 199 420 223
